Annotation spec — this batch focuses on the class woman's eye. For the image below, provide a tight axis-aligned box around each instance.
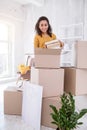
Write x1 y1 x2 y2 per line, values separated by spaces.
45 24 48 26
41 24 43 26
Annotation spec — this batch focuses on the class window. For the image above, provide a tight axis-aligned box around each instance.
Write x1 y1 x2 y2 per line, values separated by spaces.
0 22 14 78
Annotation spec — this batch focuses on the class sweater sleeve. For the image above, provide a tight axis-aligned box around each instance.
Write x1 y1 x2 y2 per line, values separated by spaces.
52 33 57 40
34 35 39 48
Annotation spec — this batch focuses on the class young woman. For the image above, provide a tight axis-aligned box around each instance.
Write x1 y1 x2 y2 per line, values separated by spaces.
34 16 64 48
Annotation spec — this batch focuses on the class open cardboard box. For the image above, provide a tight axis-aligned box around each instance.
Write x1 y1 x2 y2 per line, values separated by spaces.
34 48 61 68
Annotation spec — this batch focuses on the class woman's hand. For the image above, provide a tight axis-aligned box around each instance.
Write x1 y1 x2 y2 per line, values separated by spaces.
58 40 64 48
44 45 47 48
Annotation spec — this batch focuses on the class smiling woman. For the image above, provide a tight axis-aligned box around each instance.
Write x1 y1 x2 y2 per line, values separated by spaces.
34 16 64 49
0 22 14 78
34 16 57 48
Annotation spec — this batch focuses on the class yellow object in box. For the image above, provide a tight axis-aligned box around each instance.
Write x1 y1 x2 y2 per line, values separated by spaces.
18 64 30 74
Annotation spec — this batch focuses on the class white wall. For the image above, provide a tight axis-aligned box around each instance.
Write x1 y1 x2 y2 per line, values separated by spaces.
0 0 87 76
84 0 87 40
0 0 25 20
0 0 25 75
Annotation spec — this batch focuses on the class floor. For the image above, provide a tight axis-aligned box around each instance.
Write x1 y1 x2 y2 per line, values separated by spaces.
0 83 55 130
0 83 87 130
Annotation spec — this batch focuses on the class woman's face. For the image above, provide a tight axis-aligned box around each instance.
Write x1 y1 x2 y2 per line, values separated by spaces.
39 20 49 34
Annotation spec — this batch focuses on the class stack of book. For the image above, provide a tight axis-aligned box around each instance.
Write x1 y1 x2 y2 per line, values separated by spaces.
45 39 61 49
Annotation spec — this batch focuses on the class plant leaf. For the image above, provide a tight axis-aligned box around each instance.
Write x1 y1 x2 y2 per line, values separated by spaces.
50 113 59 122
77 109 87 119
77 122 83 125
50 105 58 114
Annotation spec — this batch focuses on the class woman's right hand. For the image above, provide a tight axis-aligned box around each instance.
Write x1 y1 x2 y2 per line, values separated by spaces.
44 45 47 48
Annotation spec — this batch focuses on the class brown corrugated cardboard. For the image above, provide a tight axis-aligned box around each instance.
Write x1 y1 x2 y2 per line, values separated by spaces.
64 68 87 95
34 48 61 68
75 41 87 68
4 87 22 115
41 97 61 128
31 67 64 97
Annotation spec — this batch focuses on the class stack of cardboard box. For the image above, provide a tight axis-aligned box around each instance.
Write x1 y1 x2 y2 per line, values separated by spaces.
64 41 87 95
4 48 64 128
31 48 64 128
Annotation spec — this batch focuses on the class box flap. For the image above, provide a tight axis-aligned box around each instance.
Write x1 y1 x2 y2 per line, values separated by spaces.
34 48 61 55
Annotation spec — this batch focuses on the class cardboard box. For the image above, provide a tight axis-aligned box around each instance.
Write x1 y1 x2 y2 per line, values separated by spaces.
41 97 61 128
31 67 64 97
75 41 87 68
64 68 87 95
4 87 22 115
34 48 61 68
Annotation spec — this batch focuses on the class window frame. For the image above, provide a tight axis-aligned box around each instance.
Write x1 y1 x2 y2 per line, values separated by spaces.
0 21 15 78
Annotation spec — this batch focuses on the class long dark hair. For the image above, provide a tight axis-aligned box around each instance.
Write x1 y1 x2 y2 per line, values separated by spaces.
35 16 52 37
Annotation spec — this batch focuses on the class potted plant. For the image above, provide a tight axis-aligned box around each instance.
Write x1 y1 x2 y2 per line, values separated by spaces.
50 93 87 130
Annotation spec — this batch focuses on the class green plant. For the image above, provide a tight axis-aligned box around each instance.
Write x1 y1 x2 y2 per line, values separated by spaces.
50 93 87 130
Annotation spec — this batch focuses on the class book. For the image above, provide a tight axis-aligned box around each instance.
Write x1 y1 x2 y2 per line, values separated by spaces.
45 39 61 49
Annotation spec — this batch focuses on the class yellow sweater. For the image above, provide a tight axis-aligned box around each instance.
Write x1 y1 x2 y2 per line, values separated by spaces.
34 33 56 48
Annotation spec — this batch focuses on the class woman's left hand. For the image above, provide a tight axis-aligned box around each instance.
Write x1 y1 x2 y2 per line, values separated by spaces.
58 40 64 48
